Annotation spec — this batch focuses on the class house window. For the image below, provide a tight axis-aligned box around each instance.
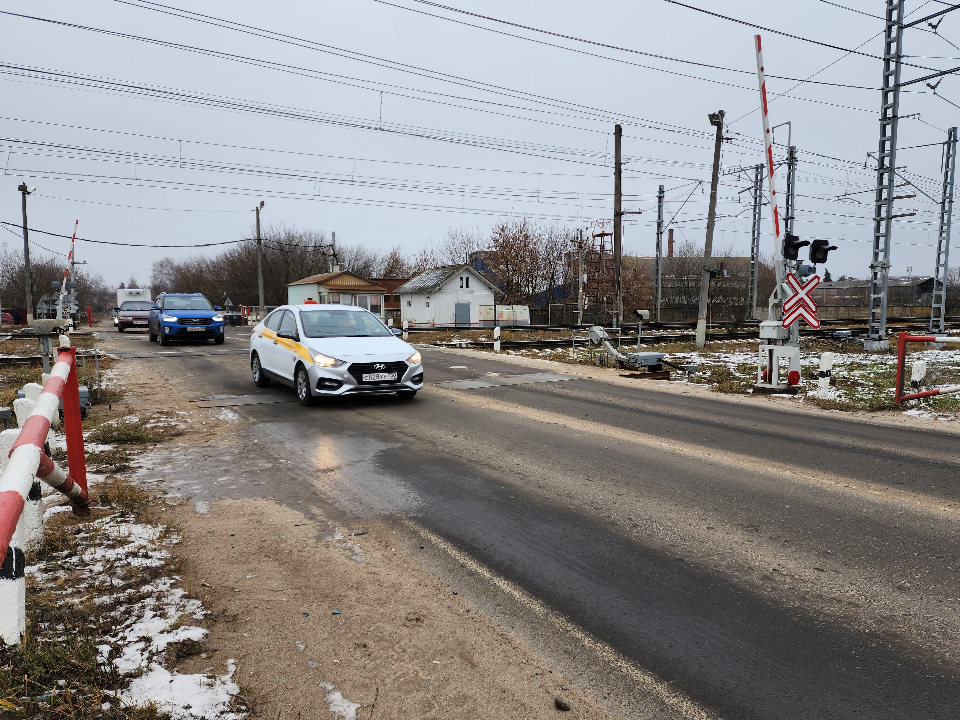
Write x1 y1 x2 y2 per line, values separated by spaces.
425 302 430 308
370 296 382 315
356 294 370 310
466 276 470 289
460 277 464 288
328 293 339 304
407 300 411 307
339 294 353 305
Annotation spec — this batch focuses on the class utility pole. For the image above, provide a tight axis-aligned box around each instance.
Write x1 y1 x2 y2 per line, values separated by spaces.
696 110 725 349
577 228 585 325
655 185 664 323
18 183 34 325
613 124 623 328
255 200 265 319
748 164 763 320
931 126 957 333
784 144 800 346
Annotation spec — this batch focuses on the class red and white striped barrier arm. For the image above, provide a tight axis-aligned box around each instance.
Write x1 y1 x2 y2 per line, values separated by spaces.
895 332 960 403
755 35 782 245
0 353 85 562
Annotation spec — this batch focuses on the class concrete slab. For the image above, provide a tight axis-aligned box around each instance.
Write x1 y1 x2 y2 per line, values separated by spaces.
193 394 295 407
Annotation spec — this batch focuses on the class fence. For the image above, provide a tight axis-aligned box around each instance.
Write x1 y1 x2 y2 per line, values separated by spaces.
894 332 960 404
0 345 87 645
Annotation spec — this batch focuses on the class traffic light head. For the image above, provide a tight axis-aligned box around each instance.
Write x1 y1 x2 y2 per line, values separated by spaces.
782 233 810 261
809 239 838 265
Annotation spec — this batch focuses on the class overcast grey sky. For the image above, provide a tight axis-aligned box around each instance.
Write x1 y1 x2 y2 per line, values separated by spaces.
2 0 959 286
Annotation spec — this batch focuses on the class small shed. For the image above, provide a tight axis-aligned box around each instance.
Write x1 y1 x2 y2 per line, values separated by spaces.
286 271 388 316
396 265 501 327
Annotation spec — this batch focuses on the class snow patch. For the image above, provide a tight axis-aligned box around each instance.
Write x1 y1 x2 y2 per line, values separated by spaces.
123 660 241 720
320 682 361 720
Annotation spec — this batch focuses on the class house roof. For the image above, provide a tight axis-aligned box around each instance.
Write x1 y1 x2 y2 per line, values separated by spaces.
395 264 501 295
287 271 386 293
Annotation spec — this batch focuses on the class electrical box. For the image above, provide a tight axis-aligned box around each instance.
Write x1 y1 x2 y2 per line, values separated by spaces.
759 321 789 340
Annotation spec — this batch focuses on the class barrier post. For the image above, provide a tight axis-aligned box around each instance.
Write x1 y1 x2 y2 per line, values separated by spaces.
895 332 908 404
86 305 93 328
57 347 86 495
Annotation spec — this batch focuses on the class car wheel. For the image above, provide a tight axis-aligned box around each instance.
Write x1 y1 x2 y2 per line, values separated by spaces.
252 353 270 387
117 326 125 333
397 390 417 400
295 365 313 406
149 327 157 342
214 335 225 345
159 331 170 346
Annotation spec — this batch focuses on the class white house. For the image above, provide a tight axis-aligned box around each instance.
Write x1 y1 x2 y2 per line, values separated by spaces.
396 265 501 327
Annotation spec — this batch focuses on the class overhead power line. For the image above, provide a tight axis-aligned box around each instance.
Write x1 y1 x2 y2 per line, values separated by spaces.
0 220 248 247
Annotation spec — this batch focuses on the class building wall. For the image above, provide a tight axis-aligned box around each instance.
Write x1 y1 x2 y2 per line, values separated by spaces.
287 284 319 305
400 270 495 326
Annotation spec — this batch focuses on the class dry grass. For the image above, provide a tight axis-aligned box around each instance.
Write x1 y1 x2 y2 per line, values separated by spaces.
87 421 170 446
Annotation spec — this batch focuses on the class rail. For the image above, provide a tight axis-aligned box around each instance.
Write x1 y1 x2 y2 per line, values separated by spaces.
894 332 960 404
0 346 87 645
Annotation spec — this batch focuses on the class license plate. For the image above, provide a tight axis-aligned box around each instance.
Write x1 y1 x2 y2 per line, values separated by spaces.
133 321 147 325
186 327 206 332
362 372 397 382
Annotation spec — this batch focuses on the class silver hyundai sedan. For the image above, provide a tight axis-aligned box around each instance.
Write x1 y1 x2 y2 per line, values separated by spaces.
249 304 423 405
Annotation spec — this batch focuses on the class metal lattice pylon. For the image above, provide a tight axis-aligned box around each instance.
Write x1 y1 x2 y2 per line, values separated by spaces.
931 127 958 332
867 0 906 343
748 164 763 320
655 185 664 322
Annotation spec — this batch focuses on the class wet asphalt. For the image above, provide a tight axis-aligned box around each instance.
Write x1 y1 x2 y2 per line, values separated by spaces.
114 327 960 720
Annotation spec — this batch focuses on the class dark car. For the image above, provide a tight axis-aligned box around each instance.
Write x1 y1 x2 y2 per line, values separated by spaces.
116 300 152 332
148 293 226 346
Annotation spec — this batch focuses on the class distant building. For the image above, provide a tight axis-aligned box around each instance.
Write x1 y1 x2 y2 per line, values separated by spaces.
286 271 387 316
396 264 501 327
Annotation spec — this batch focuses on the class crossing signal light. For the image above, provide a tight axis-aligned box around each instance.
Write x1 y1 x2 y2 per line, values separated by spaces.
809 239 837 265
783 233 810 261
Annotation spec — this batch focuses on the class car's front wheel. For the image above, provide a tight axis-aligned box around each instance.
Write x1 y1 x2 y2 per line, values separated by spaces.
295 365 313 406
159 331 170 346
214 335 225 345
252 353 270 388
117 326 125 333
148 327 157 342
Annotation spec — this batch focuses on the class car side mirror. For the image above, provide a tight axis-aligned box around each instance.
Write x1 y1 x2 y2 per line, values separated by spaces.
214 305 222 311
152 305 160 311
277 330 299 342
114 307 120 312
391 328 402 336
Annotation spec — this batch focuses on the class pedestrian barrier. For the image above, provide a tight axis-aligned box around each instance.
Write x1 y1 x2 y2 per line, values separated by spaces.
894 331 960 404
0 345 87 645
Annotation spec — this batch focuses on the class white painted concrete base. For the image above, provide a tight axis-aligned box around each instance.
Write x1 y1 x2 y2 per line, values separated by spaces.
0 516 26 645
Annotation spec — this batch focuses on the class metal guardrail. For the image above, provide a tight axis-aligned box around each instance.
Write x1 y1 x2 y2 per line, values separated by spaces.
894 332 960 404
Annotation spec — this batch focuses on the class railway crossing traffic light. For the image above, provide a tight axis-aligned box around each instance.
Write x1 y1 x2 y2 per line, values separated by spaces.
809 239 838 265
782 233 810 261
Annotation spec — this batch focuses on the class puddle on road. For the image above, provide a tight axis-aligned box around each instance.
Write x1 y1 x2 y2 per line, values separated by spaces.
133 421 422 519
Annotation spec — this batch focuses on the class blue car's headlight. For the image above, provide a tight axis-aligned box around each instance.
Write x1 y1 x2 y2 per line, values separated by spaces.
212 314 224 322
162 314 177 323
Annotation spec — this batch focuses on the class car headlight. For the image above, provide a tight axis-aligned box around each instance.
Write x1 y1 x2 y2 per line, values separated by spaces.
212 314 224 322
407 351 422 365
162 314 177 323
314 353 346 368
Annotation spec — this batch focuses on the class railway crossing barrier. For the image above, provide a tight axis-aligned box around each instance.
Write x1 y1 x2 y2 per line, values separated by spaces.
0 345 88 645
894 332 960 404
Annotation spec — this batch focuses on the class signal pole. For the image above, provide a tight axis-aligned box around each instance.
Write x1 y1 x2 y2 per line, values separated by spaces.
613 124 622 328
748 164 763 320
655 185 664 322
930 127 957 333
255 201 265 319
577 228 585 324
18 184 34 325
696 110 725 349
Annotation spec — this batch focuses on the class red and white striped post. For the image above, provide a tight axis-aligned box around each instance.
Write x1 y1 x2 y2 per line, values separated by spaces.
895 332 960 403
755 35 782 254
0 348 87 645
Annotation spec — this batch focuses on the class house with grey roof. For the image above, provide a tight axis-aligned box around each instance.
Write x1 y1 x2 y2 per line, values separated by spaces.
395 264 500 327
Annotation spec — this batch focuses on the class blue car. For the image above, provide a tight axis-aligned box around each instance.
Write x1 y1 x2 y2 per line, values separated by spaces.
148 293 226 346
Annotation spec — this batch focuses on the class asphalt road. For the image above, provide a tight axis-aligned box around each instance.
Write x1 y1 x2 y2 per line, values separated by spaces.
110 326 960 720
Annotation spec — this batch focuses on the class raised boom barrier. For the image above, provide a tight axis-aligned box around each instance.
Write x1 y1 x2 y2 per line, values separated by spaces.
894 332 960 404
0 346 87 645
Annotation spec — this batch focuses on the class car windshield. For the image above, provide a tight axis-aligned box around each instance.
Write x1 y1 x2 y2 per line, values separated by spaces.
163 296 213 311
299 309 392 338
120 301 152 311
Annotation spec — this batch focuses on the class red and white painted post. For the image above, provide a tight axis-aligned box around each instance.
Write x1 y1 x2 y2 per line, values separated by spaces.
895 332 960 403
0 348 87 645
